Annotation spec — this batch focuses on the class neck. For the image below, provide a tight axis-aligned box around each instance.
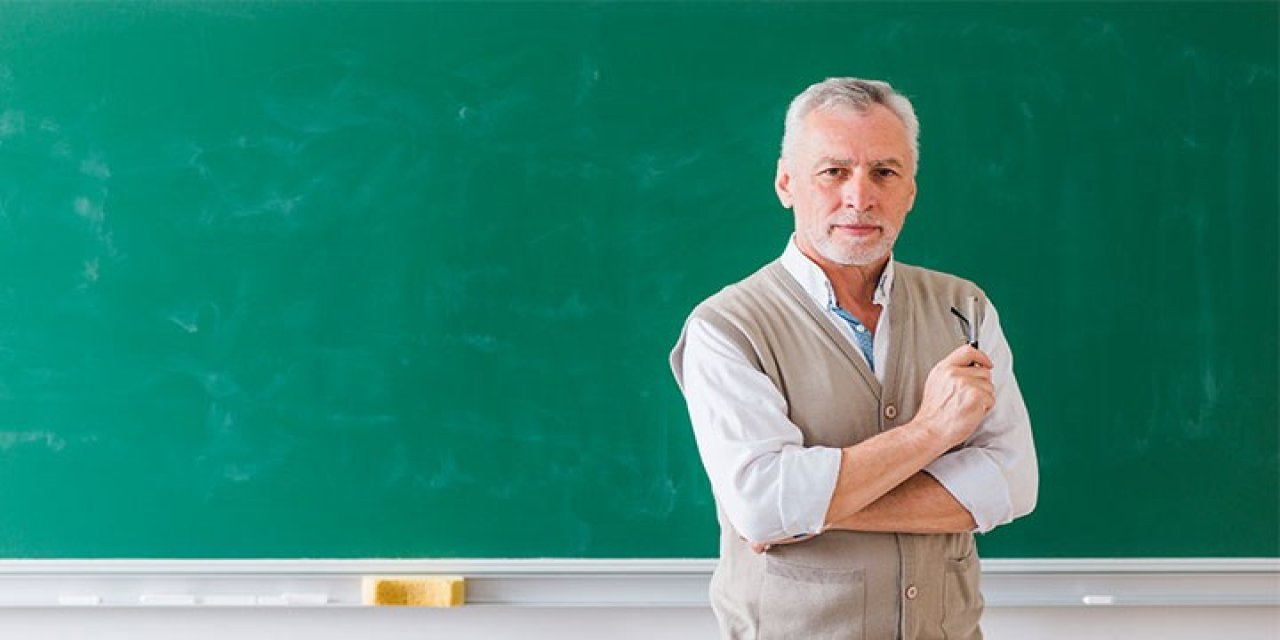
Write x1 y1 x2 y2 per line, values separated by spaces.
801 246 889 311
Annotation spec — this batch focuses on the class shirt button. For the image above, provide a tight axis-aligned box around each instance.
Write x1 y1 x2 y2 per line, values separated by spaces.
905 585 918 600
884 404 898 420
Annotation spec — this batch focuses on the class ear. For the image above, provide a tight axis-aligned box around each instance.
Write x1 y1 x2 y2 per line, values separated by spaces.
774 158 794 209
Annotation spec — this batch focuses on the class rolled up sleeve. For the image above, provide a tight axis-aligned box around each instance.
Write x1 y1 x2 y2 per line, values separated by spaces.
676 317 841 543
924 299 1039 533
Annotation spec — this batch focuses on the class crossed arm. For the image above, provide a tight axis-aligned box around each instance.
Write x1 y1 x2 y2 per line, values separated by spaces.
678 307 1037 550
831 472 976 534
748 346 991 552
754 473 976 553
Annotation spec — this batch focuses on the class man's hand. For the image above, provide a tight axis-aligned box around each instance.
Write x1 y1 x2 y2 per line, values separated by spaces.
912 345 995 447
820 345 995 531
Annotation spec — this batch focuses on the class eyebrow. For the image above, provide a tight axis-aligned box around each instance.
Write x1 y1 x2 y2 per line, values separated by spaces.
814 157 906 168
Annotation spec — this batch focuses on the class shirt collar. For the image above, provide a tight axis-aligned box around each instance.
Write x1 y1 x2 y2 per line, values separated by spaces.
780 235 895 310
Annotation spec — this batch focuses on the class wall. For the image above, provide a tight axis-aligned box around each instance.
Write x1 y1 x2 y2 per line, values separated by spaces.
0 606 1276 640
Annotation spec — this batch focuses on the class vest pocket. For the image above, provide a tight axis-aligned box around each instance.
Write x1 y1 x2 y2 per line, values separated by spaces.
940 552 983 640
758 556 865 640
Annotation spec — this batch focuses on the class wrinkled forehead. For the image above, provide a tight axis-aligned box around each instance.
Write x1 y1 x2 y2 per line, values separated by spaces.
795 104 914 164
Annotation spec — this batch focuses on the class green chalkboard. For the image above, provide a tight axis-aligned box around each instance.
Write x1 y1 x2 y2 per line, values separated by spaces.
0 2 1274 558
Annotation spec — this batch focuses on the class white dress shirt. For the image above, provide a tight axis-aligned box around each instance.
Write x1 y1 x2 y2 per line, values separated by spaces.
679 238 1038 543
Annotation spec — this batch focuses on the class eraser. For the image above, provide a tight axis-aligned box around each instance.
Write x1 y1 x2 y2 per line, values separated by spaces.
362 576 466 607
1082 594 1116 605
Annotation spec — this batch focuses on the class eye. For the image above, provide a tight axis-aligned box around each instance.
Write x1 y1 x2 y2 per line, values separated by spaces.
873 167 899 179
818 167 847 179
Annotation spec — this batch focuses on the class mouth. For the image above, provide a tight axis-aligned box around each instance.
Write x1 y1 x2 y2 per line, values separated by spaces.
831 223 881 238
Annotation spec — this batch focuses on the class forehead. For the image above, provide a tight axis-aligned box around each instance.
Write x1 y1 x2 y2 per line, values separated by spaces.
795 104 912 163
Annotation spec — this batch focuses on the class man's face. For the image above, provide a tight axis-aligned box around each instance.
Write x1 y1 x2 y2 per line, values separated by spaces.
775 104 918 268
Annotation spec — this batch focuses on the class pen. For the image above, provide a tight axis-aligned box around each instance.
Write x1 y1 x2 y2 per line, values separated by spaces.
967 296 978 350
949 296 979 349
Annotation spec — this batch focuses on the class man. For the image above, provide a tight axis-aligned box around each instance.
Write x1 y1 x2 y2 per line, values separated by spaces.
670 78 1038 639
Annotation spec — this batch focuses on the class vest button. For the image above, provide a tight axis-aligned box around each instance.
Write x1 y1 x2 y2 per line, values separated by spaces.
905 585 919 600
884 404 898 420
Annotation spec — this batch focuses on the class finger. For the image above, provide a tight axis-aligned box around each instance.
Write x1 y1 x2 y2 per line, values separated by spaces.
948 372 993 392
968 349 994 369
976 379 995 399
978 392 996 415
952 379 993 408
975 386 995 414
951 365 993 381
963 376 994 400
942 345 991 369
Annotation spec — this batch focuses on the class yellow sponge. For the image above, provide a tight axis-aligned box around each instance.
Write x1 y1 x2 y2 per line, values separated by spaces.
362 576 466 607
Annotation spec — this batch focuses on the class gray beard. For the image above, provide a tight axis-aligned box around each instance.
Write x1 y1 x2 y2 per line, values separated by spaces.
811 229 897 267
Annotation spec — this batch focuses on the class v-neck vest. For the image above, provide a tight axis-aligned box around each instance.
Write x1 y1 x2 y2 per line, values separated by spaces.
674 260 988 640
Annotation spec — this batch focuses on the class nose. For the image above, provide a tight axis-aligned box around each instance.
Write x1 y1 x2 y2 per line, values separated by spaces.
841 171 877 212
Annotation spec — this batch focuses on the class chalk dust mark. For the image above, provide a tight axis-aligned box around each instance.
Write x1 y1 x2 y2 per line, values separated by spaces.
74 196 105 224
80 155 111 179
0 110 24 138
222 463 258 484
0 431 67 451
82 257 99 284
50 140 73 159
461 334 499 354
170 315 199 333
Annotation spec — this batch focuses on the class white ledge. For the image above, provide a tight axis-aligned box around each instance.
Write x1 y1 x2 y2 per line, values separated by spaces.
0 559 1272 608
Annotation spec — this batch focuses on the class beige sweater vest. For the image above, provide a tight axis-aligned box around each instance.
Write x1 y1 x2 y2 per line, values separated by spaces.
672 260 987 640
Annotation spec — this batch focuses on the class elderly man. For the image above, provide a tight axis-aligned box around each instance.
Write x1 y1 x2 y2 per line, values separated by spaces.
670 78 1038 639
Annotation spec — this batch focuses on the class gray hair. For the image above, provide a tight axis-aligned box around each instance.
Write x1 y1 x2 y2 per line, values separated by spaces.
780 77 920 169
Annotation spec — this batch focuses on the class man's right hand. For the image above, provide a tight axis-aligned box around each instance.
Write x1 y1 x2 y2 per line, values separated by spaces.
912 345 995 448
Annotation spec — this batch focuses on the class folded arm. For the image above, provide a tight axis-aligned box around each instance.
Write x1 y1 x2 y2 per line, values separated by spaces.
828 472 975 534
751 472 971 552
827 300 1038 536
672 299 1037 547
